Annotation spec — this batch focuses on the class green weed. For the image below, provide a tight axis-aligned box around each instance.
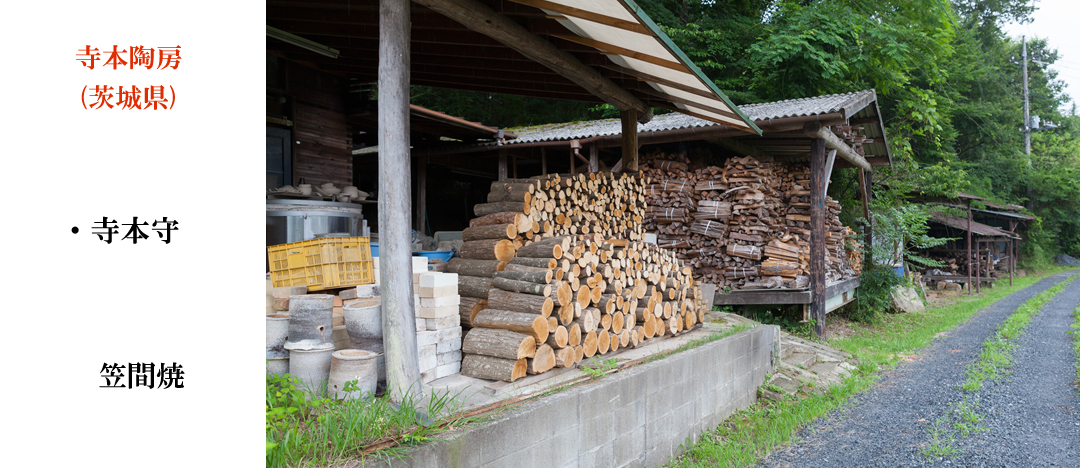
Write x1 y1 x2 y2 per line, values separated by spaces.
579 357 619 380
921 418 959 458
265 374 478 468
666 269 1071 468
961 274 1076 392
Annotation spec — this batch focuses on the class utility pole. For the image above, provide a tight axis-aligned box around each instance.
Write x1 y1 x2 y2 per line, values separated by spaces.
1022 35 1031 206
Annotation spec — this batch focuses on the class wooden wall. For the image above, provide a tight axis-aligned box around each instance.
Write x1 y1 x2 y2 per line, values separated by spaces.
288 63 352 188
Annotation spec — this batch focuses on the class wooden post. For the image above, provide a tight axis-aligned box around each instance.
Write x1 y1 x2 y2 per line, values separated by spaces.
976 240 981 294
512 154 518 179
810 138 827 339
1011 239 1016 285
541 147 547 175
378 0 420 403
972 198 980 293
589 144 599 173
861 169 873 268
498 149 507 181
417 153 427 234
621 109 638 172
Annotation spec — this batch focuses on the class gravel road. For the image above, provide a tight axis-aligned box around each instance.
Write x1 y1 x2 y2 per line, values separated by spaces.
756 272 1080 468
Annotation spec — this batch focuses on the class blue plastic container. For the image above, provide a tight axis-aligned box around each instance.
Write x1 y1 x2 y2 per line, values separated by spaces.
416 250 453 262
891 265 905 277
370 242 379 257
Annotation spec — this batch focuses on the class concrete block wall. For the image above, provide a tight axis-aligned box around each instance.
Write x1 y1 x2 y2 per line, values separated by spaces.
343 324 780 468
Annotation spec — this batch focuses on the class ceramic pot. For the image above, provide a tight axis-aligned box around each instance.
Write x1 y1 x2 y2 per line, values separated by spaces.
288 346 334 393
328 349 378 400
266 314 290 356
284 295 335 350
343 298 383 353
298 184 312 195
266 356 289 376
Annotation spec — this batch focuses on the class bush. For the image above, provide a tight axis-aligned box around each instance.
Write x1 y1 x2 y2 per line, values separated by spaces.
847 265 904 323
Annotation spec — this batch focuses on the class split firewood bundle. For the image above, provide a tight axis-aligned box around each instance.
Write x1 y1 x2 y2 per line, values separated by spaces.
641 152 861 291
459 234 703 382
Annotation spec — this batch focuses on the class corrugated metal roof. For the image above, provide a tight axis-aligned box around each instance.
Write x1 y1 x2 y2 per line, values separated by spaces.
504 90 877 144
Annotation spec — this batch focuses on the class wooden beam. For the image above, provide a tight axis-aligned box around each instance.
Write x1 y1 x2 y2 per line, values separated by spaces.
810 138 827 339
378 0 421 403
621 109 639 171
589 144 599 173
413 0 653 122
803 122 872 172
541 147 547 175
822 149 837 196
505 0 650 34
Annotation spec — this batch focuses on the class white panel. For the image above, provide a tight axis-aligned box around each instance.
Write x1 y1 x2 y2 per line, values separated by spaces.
555 0 637 22
562 17 671 59
653 83 734 113
611 55 708 91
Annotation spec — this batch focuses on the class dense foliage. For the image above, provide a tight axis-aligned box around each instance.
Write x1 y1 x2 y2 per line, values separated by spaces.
411 0 1079 263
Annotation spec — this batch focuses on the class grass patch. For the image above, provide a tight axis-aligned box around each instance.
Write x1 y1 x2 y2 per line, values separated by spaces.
666 268 1074 468
579 357 618 380
961 274 1076 392
1073 303 1080 392
265 375 484 468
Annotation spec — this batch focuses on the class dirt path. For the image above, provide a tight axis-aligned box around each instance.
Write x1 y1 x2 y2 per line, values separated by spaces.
756 272 1078 468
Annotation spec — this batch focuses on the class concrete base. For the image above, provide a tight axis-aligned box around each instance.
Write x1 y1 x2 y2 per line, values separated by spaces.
337 324 779 468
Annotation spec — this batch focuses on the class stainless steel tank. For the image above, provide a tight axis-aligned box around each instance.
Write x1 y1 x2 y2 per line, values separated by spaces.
266 199 369 247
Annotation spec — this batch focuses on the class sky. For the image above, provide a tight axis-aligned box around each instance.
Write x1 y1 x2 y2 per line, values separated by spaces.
1002 0 1080 116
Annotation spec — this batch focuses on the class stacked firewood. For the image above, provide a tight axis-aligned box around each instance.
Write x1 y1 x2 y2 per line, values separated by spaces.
472 172 647 240
458 234 702 382
449 172 648 328
642 152 861 290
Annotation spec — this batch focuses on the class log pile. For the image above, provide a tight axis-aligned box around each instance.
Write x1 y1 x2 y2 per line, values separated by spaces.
459 234 703 382
454 173 650 328
642 152 862 291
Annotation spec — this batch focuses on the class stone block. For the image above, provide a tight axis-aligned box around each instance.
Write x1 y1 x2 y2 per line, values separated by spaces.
420 295 461 308
419 344 437 371
613 423 645 467
437 350 461 366
435 361 460 378
420 368 436 384
436 338 462 353
418 304 458 319
416 330 439 347
578 412 615 449
424 314 460 330
415 319 426 332
436 326 463 343
271 286 306 299
421 272 458 287
271 296 290 312
419 285 458 298
355 284 380 298
578 443 613 468
412 256 429 272
536 428 579 468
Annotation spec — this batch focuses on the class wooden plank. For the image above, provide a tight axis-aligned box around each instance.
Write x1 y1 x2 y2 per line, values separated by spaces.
713 290 811 305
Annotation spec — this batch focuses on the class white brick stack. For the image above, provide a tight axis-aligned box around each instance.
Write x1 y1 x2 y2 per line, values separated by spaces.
416 272 462 383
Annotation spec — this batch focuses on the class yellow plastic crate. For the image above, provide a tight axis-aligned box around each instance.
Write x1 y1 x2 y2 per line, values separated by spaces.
268 237 374 291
